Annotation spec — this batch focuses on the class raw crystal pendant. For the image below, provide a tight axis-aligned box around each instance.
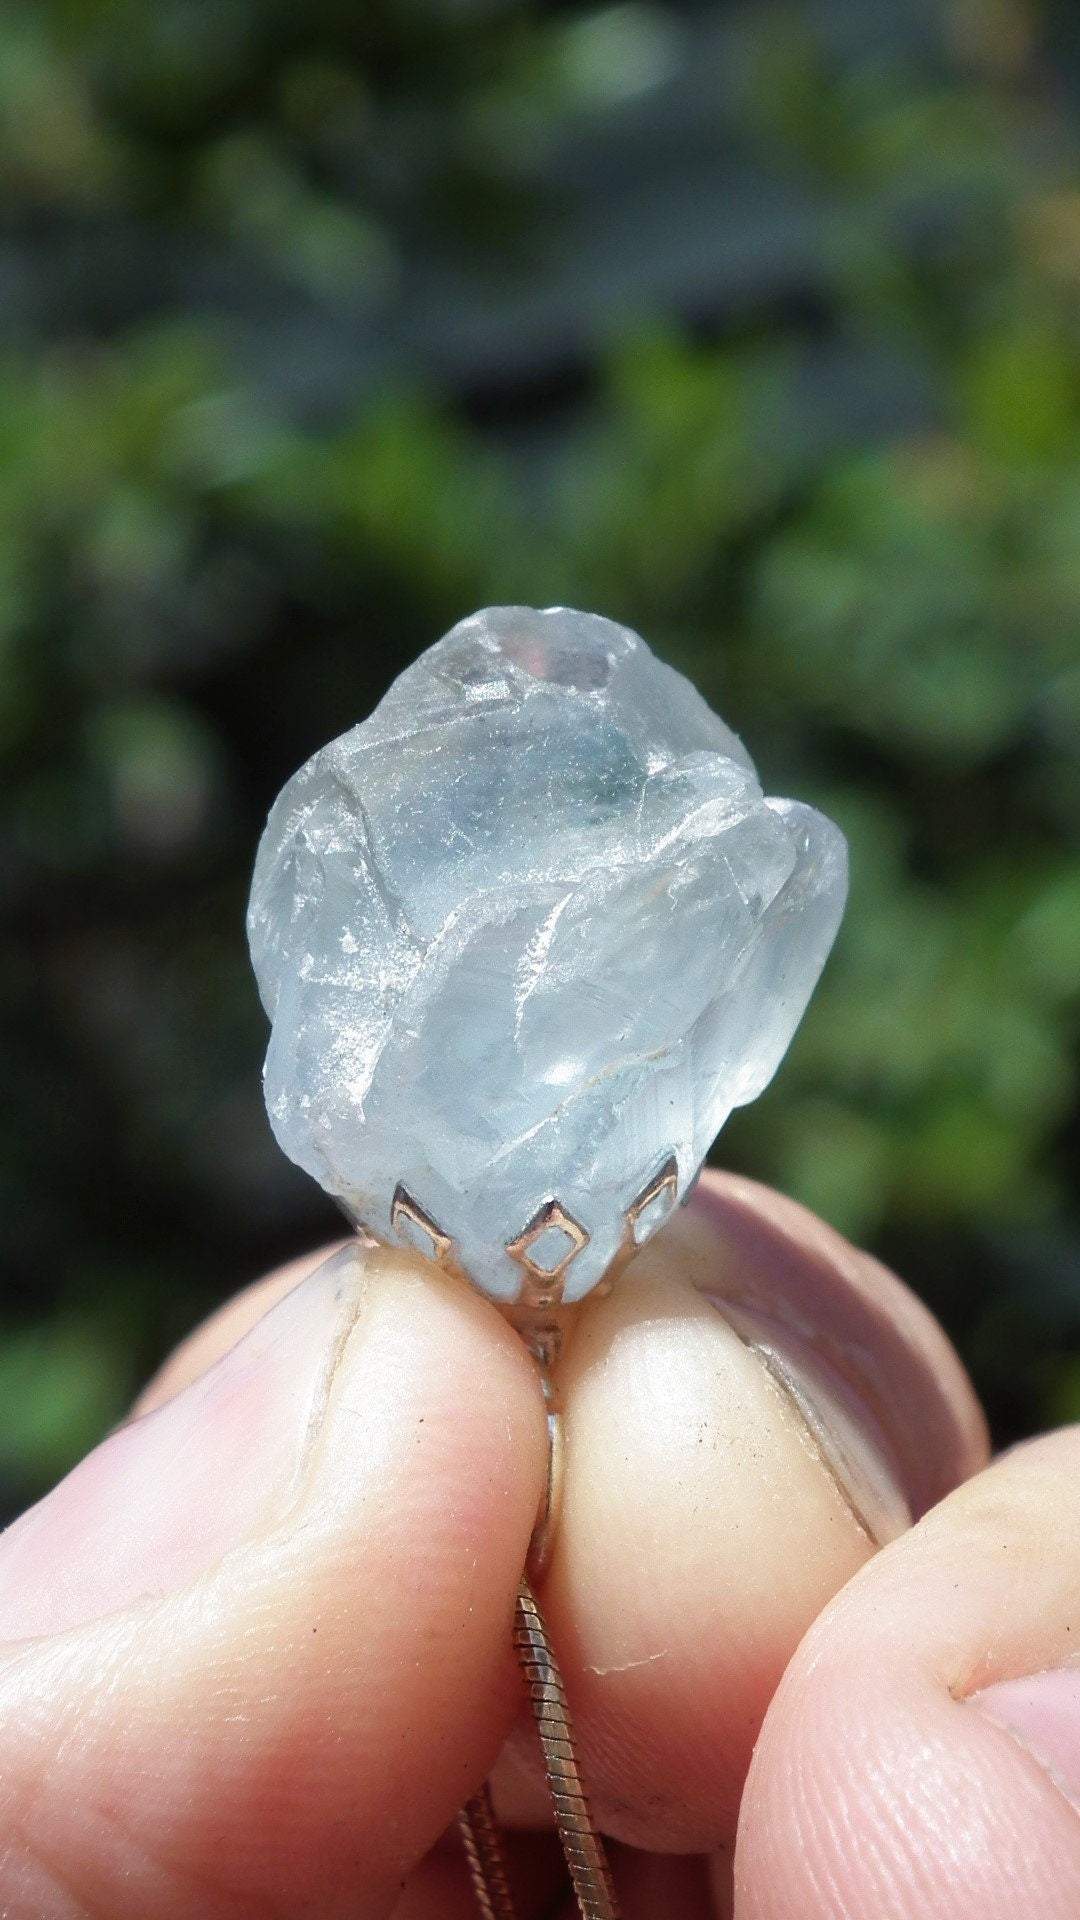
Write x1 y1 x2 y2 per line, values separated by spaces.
247 606 847 1304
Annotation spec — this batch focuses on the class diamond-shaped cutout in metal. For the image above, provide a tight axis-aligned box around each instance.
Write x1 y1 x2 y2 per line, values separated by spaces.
627 1154 679 1247
507 1198 589 1310
525 1222 577 1274
391 1183 455 1268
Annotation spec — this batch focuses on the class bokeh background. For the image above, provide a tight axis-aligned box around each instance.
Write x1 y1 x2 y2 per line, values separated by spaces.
3 0 1080 1521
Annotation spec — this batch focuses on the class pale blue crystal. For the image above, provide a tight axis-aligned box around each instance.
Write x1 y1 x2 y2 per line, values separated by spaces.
247 606 847 1303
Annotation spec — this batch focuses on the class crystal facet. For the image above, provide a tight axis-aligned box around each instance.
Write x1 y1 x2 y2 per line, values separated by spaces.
247 605 847 1303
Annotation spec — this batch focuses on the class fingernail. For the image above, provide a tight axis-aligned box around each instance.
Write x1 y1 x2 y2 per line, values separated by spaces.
674 1173 985 1528
706 1297 912 1546
0 1244 368 1639
971 1670 1080 1811
678 1181 913 1545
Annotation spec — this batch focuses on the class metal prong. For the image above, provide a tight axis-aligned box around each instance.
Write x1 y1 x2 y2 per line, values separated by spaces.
390 1182 457 1266
626 1154 679 1246
507 1197 590 1311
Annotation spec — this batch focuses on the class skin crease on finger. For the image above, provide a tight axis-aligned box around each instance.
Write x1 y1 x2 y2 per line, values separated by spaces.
736 1428 1080 1920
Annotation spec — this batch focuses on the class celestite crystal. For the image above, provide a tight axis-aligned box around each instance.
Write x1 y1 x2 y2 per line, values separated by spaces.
248 606 847 1303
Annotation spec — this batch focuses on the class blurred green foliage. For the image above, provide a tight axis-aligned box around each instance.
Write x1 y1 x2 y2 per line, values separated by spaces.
2 0 1080 1511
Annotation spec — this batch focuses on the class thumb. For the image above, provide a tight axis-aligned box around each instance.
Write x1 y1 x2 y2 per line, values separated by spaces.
0 1243 547 1919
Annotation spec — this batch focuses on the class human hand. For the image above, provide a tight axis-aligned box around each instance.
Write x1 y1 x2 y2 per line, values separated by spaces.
0 1171 1074 1918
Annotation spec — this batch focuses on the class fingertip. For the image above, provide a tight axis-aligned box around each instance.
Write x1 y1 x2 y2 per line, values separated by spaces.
536 1220 880 1852
738 1616 1080 1920
517 1172 986 1855
737 1428 1080 1920
0 1245 548 1918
